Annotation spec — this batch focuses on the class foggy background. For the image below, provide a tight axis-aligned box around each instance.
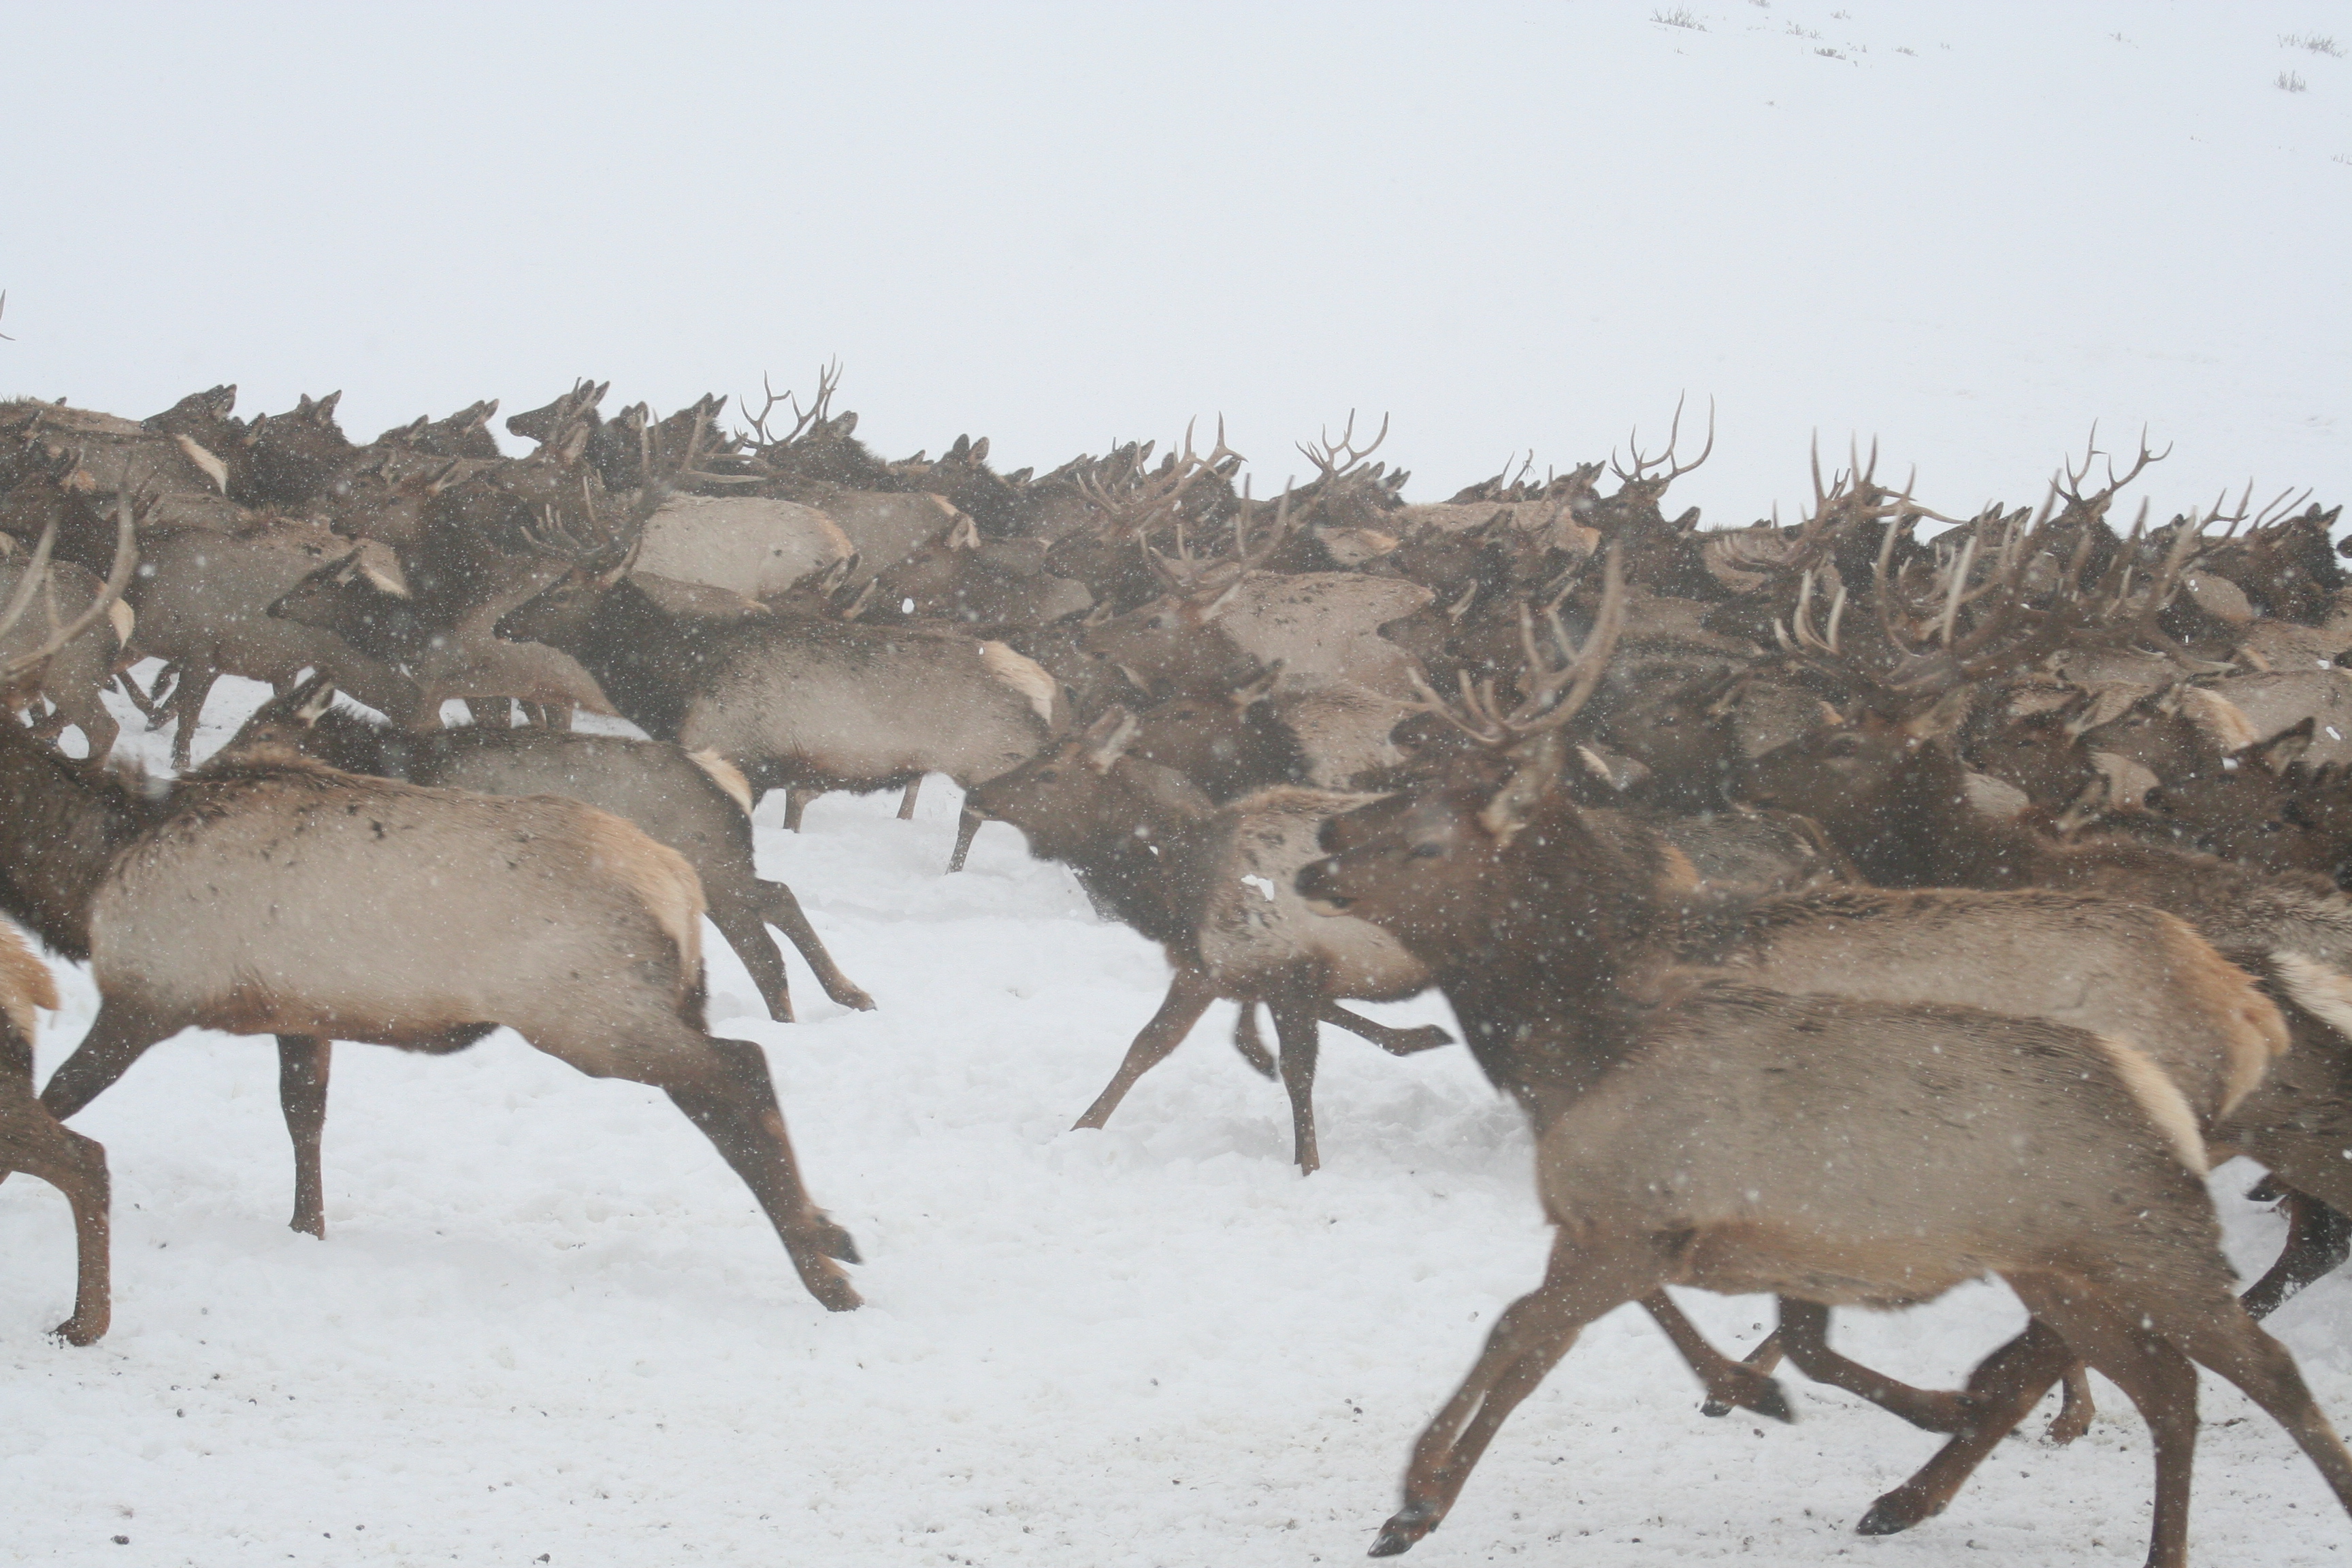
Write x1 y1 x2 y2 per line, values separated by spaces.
3 2 2346 523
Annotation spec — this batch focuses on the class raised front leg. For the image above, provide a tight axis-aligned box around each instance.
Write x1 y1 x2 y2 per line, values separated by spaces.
167 664 221 770
1073 968 1220 1132
276 1035 332 1237
39 1000 178 1122
1772 1298 1982 1433
1373 1231 1658 1556
781 787 817 832
1318 1002 1452 1056
2240 1188 2352 1320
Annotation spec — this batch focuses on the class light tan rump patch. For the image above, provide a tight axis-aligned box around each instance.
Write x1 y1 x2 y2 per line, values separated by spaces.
2091 1032 2210 1175
576 808 707 997
0 924 59 1043
979 640 1058 728
687 749 755 816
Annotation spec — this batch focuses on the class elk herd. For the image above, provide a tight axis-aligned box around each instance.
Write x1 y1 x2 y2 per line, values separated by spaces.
5 370 2352 1563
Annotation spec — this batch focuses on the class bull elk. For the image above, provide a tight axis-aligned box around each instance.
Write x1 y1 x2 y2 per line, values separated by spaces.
1 510 860 1312
1292 568 2352 1563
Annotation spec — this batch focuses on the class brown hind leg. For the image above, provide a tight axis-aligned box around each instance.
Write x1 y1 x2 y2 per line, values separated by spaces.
276 1035 331 1237
1770 1298 1982 1433
1268 992 1323 1174
757 881 874 1011
1231 1004 1277 1079
2240 1188 2352 1320
1318 1002 1452 1056
167 664 220 770
1642 1292 1794 1422
1857 1316 2078 1537
782 787 817 832
1371 1230 1661 1557
897 777 923 819
2043 1365 2099 1445
2002 1272 2203 1568
2157 1287 2352 1532
1073 968 1220 1132
1 1109 111 1345
945 804 985 872
118 667 172 726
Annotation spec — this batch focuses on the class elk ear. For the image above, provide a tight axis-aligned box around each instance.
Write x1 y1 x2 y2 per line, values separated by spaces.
314 391 342 423
350 540 412 598
205 384 237 417
468 398 499 429
1006 466 1032 485
284 672 341 726
1902 688 1973 745
949 513 980 551
830 411 859 438
1228 662 1282 709
2244 717 2318 774
1482 734 1565 845
969 436 990 465
948 435 971 461
1082 706 1139 770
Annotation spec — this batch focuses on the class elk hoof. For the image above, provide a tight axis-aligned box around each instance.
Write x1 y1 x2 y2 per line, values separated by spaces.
1370 1502 1439 1556
812 1217 861 1264
1897 1390 1984 1435
51 1312 108 1347
833 987 877 1013
1856 1490 1936 1536
2042 1401 2093 1446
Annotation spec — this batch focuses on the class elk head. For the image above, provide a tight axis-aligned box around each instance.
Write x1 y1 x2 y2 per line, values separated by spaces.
240 390 355 508
964 707 1214 864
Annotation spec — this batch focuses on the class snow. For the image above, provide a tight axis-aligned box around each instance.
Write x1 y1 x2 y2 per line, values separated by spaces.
4 3 2351 1561
3 671 2349 1567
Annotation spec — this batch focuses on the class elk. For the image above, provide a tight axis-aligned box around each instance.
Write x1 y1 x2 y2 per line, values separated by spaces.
127 520 426 766
1 921 105 1344
0 512 132 1344
490 501 1060 843
966 710 1449 1173
2 512 860 1311
223 674 874 1025
1 540 133 760
1293 626 2352 1563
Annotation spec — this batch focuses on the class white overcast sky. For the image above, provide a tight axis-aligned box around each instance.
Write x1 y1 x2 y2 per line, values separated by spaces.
3 2 2347 524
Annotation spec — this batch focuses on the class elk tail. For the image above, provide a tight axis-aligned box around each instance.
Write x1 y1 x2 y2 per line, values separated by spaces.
688 749 755 816
2091 1032 2210 1176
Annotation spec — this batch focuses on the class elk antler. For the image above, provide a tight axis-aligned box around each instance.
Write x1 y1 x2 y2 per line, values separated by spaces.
1610 394 1716 490
2053 422 2171 523
1297 410 1390 485
0 493 138 683
1404 544 1627 745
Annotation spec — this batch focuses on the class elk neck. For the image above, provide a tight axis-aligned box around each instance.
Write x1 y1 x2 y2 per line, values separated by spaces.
0 723 162 961
518 575 707 740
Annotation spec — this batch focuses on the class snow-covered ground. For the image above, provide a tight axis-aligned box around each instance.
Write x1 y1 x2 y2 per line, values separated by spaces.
3 674 2350 1567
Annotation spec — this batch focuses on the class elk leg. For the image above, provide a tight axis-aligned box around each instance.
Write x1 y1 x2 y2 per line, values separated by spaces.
168 665 221 770
897 777 923 819
2240 1188 2352 1319
116 666 172 725
782 788 815 832
2155 1288 2352 1524
1269 993 1323 1174
945 804 985 873
2044 1364 2098 1444
2002 1273 2202 1568
647 1034 860 1312
1073 968 1220 1132
1858 1316 2079 1536
1318 1002 1452 1056
39 1000 178 1121
756 881 875 1012
706 887 796 1022
1771 1298 1982 1433
1231 1004 1277 1079
1 1115 111 1345
1643 1292 1793 1422
276 1035 331 1237
1372 1231 1656 1557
